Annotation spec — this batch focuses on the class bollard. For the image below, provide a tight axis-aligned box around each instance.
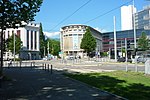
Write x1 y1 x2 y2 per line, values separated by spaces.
20 61 22 69
45 64 46 71
42 63 44 70
31 62 32 68
48 64 49 72
51 65 53 74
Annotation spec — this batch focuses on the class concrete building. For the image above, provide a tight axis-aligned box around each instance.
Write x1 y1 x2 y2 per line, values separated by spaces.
60 25 102 58
121 5 137 30
4 22 40 60
135 5 150 30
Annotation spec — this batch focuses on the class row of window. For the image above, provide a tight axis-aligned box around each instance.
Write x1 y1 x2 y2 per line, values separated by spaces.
27 30 37 50
4 30 21 39
63 34 83 37
62 29 86 33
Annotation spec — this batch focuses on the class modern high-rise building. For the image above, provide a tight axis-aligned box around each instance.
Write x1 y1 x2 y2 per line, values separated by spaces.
121 5 137 30
135 5 150 30
60 25 103 58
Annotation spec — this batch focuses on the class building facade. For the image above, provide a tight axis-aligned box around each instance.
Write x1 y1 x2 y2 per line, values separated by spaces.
102 29 150 58
121 5 137 30
60 25 102 58
4 22 40 60
135 5 150 30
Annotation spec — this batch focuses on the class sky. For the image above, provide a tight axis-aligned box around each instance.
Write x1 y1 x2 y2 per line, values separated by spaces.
35 0 150 38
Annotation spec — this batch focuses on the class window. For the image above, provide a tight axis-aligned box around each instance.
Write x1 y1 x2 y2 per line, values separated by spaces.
34 31 37 49
17 30 21 38
31 31 33 49
27 30 29 49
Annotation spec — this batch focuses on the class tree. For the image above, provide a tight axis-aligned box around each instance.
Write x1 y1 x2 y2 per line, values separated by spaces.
0 0 43 75
47 39 60 57
51 40 60 56
6 34 22 54
80 27 96 57
39 23 46 57
137 32 149 51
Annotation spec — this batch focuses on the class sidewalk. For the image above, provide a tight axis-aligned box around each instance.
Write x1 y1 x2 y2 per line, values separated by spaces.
0 67 126 100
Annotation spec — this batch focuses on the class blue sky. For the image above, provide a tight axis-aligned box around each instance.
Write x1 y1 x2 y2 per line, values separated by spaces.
35 0 149 38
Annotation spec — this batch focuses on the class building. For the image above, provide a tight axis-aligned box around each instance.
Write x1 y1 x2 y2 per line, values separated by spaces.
121 5 137 30
102 29 150 58
60 25 102 58
135 5 150 30
4 22 40 60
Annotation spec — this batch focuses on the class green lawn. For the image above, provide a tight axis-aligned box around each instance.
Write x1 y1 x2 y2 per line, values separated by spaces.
65 71 150 100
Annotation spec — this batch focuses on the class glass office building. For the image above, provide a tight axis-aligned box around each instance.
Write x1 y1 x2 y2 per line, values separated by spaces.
102 29 150 58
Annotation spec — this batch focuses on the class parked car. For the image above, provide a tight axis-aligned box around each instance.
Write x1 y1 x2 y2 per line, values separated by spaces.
137 55 150 63
117 57 132 63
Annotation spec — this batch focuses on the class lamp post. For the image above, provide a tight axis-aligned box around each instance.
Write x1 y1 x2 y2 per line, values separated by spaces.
133 0 137 48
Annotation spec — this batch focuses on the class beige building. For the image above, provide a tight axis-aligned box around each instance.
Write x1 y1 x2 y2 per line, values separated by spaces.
60 24 102 58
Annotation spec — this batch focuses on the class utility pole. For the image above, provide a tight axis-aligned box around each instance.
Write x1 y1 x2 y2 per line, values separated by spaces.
114 16 117 62
133 0 137 48
47 41 49 55
125 38 128 72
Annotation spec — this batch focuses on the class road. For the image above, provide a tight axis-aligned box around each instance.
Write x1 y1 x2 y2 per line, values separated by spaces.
3 59 145 73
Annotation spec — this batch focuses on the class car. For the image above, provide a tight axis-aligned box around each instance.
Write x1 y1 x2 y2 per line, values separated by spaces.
137 55 150 63
117 57 132 63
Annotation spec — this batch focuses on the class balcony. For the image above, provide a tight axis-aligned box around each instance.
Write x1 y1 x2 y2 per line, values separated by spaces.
143 15 150 20
144 25 150 30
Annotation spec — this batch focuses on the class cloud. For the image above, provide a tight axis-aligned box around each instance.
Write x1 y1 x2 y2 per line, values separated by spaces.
43 31 60 38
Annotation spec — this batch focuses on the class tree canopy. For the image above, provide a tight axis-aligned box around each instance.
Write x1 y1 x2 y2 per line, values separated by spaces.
0 0 43 30
0 0 43 74
39 23 46 57
6 34 22 54
80 27 96 54
47 39 60 57
137 32 149 51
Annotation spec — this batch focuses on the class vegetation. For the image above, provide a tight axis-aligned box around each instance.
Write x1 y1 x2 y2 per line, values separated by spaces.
47 39 60 57
39 23 46 57
6 33 22 54
65 71 150 100
80 27 96 57
0 0 43 75
137 32 149 51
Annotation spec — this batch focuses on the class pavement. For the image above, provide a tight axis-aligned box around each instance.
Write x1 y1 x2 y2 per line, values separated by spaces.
0 67 126 100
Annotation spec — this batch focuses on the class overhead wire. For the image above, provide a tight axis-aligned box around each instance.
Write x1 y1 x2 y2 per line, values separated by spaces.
84 0 133 24
49 0 92 32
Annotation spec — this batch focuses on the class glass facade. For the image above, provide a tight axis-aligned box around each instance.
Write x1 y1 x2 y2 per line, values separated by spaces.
102 29 150 52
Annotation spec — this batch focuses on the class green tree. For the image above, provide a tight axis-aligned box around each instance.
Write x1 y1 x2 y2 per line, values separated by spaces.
137 32 149 51
0 0 43 75
47 39 60 57
6 34 22 54
39 23 46 57
51 40 60 56
80 27 96 56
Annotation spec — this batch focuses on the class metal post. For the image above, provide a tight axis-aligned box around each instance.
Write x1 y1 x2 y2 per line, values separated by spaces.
125 38 128 72
51 65 53 74
114 16 117 62
48 64 49 72
133 0 137 49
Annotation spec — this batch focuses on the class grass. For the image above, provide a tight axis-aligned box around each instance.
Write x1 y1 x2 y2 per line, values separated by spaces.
65 71 150 100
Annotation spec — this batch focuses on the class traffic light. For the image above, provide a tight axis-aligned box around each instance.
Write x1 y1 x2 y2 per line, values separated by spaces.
127 40 130 49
